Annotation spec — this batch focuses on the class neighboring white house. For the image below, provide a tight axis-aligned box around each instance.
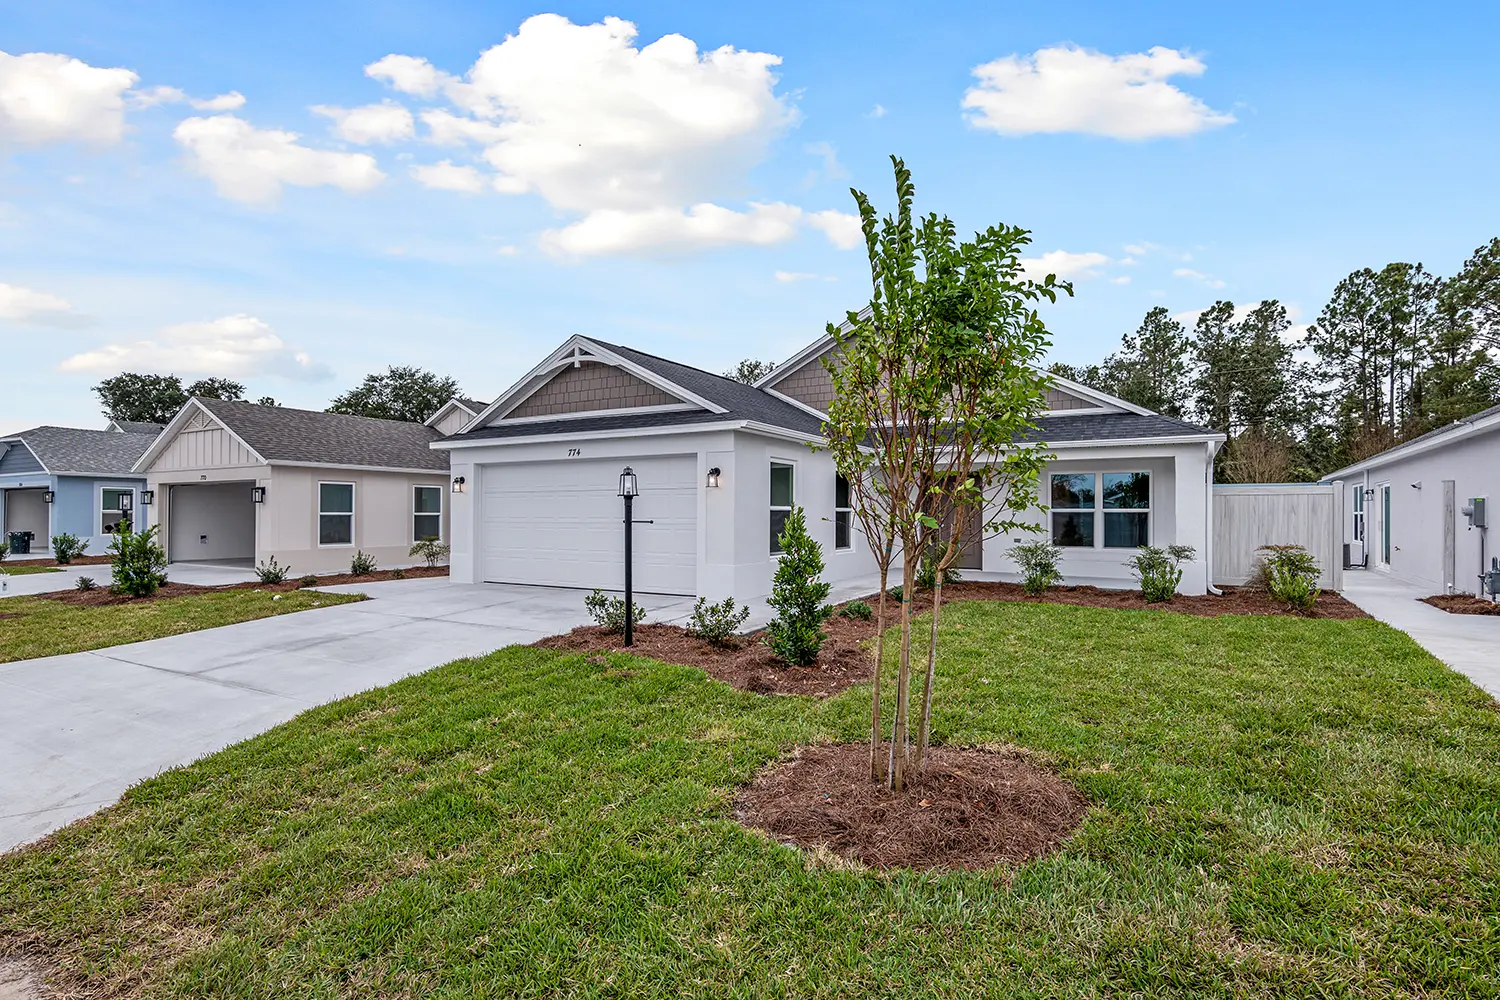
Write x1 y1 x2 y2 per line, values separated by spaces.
133 397 450 575
1323 403 1500 596
434 333 1227 605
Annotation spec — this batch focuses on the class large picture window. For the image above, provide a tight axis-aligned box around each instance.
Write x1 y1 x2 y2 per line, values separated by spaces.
319 482 355 546
100 487 134 534
770 462 794 553
413 485 442 541
1050 473 1094 547
1102 472 1150 548
834 474 853 550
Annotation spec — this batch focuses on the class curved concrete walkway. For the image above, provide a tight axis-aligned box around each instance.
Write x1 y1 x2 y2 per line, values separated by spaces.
1340 570 1500 698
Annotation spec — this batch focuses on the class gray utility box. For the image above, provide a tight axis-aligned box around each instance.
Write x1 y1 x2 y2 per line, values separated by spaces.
1488 558 1500 597
1462 497 1487 528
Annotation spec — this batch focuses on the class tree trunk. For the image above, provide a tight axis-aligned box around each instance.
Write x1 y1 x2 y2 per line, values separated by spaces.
888 555 916 792
869 556 891 782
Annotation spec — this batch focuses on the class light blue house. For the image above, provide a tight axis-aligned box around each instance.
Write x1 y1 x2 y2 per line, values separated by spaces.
0 425 161 559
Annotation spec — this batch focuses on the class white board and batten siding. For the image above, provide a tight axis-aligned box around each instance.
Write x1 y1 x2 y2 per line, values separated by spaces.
1212 484 1342 590
147 410 262 472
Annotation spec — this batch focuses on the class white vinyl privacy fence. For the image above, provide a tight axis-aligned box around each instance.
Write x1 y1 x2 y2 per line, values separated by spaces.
1212 484 1342 590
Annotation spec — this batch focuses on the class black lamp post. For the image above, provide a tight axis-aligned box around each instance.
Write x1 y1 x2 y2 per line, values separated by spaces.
617 466 651 646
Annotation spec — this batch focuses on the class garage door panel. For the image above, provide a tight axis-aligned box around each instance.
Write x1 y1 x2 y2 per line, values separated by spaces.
480 456 697 595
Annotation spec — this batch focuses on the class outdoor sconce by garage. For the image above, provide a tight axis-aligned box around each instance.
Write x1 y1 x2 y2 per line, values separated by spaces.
140 490 154 506
251 486 267 504
42 490 55 504
1363 488 1376 501
451 476 466 494
706 467 721 488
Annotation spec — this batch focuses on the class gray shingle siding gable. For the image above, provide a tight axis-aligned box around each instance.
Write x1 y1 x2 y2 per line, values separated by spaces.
0 439 45 475
3 427 157 475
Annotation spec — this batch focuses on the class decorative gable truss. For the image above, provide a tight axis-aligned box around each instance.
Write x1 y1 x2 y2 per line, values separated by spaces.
133 399 267 474
470 337 724 428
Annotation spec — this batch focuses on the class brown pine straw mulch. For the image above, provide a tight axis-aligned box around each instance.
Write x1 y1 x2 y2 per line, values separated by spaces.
735 742 1088 871
34 565 449 607
538 580 1368 697
0 554 113 568
1422 593 1500 616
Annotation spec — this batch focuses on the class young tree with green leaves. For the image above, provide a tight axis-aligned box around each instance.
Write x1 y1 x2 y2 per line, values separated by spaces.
327 366 462 423
822 157 1061 791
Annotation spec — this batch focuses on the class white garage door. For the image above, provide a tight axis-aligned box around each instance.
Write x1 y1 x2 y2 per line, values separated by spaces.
481 455 698 595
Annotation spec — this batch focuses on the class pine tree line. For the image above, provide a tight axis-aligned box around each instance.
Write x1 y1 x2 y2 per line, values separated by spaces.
1053 238 1500 482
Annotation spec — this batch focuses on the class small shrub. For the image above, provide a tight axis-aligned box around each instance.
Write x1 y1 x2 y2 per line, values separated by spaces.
50 533 89 565
1257 545 1321 610
764 506 833 666
409 538 450 568
915 545 962 590
1008 539 1063 595
74 575 98 591
839 600 873 621
108 523 167 598
391 567 407 580
297 574 319 588
349 550 377 575
584 589 646 634
255 555 289 584
0 540 7 563
686 596 750 647
886 584 904 603
1127 544 1195 603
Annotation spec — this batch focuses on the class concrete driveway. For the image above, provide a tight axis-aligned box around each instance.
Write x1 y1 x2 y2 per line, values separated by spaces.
0 579 695 853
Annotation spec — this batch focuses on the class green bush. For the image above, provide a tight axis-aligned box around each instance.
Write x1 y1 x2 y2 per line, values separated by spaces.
74 575 98 591
764 506 833 666
1257 545 1322 610
255 555 289 584
0 540 8 563
1008 538 1063 595
349 550 377 575
391 567 407 580
50 533 89 565
297 574 319 588
685 596 750 647
915 545 962 590
108 523 167 598
1126 544 1195 603
886 584 904 603
838 600 873 621
409 538 450 568
584 589 646 634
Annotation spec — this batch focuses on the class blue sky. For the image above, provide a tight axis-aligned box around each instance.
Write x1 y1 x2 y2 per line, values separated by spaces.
3 0 1499 430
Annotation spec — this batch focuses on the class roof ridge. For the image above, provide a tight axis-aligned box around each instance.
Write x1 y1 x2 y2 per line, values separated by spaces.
586 338 771 395
199 396 441 430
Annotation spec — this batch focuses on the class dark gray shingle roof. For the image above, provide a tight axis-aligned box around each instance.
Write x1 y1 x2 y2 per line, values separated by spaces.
1027 411 1221 442
2 426 157 475
111 420 165 435
457 397 488 413
196 397 447 470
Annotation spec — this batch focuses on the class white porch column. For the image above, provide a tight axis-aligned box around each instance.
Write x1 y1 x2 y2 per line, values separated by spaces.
1174 445 1211 595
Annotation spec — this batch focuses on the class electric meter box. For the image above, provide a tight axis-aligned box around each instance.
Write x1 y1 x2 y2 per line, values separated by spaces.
1466 497 1487 528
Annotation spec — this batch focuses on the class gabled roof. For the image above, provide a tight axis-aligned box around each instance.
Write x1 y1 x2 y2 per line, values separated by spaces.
135 397 448 473
107 419 166 435
0 426 157 475
1025 411 1222 445
1322 402 1500 481
422 396 489 429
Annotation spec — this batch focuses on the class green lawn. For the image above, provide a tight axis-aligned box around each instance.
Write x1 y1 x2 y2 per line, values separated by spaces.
0 564 64 576
2 602 1496 998
0 589 365 663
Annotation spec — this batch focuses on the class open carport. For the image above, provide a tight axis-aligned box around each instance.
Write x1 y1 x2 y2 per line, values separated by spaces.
167 481 256 564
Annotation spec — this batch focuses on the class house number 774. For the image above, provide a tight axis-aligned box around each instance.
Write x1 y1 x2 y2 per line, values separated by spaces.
567 448 582 457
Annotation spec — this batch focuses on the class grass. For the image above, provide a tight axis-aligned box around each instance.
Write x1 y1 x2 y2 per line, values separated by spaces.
0 564 64 576
1 601 1497 997
0 588 365 663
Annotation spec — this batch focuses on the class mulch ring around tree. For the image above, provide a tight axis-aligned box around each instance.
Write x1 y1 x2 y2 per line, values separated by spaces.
735 742 1088 871
535 614 874 698
1423 593 1500 616
36 565 449 606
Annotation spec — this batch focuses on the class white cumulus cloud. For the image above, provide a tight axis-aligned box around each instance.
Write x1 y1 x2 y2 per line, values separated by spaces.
312 100 415 144
0 281 91 326
0 50 138 145
1021 250 1112 281
542 202 803 258
410 159 486 193
963 44 1235 140
58 314 330 380
173 115 385 205
129 86 246 112
805 210 862 250
1173 267 1227 289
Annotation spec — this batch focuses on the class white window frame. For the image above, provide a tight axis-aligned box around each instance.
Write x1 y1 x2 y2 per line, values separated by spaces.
770 460 796 555
834 473 853 551
412 484 443 542
1100 471 1151 549
1049 472 1096 548
317 481 356 548
99 486 136 536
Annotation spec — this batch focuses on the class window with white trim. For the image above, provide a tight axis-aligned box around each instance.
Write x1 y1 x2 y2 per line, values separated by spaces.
101 488 134 535
770 462 794 553
1050 474 1094 547
1101 472 1150 548
413 485 442 542
834 474 853 550
1049 472 1151 548
319 482 355 546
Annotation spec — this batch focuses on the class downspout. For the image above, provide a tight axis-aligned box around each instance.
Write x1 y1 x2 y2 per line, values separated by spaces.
1205 439 1223 595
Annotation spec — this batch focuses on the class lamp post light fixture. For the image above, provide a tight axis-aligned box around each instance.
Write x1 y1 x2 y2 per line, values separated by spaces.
706 466 721 488
251 486 267 504
118 492 133 513
617 466 651 647
451 475 466 494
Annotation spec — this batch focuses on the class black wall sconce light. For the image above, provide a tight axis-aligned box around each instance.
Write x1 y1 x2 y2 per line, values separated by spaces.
251 486 267 503
140 490 155 506
706 467 721 488
1363 488 1376 501
42 490 55 504
451 475 466 494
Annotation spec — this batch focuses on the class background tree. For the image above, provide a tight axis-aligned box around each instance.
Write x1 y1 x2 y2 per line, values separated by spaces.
1190 300 1241 438
327 366 462 423
93 373 188 424
255 396 280 407
186 377 246 400
1105 306 1193 417
724 359 777 384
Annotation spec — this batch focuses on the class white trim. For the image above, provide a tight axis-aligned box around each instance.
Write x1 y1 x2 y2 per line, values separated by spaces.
98 484 136 537
1048 433 1225 449
317 480 356 548
769 458 796 555
131 398 269 474
834 472 853 551
1047 470 1153 550
757 334 837 389
268 460 448 476
1321 406 1500 481
412 483 443 543
763 387 832 421
489 402 698 426
422 398 480 429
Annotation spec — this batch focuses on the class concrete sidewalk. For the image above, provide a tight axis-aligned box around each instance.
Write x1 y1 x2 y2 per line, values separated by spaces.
1 559 260 598
0 579 694 853
1340 570 1500 698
